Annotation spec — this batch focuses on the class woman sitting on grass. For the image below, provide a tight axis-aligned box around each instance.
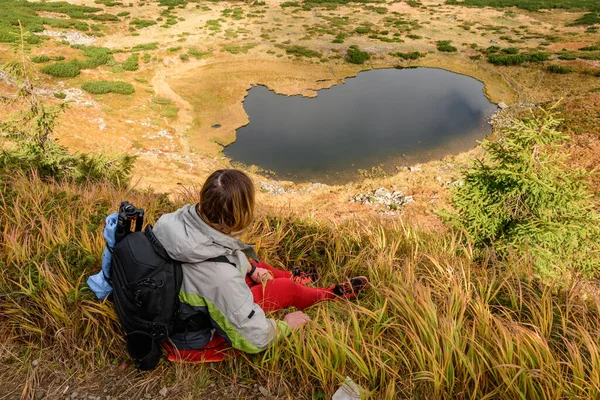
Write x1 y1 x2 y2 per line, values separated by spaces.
152 169 369 362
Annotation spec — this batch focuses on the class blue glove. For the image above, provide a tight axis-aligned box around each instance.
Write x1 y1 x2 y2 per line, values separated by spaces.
87 212 119 300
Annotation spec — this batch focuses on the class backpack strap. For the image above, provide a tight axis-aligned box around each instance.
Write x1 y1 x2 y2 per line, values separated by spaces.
144 225 172 261
145 225 235 267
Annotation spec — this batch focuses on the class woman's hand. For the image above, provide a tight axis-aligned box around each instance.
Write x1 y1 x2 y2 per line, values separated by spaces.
283 311 311 330
250 267 273 284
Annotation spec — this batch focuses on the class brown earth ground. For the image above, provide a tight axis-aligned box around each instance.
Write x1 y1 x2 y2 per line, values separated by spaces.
2 0 599 232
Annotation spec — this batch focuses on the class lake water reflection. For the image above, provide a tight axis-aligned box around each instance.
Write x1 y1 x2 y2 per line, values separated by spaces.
224 68 497 183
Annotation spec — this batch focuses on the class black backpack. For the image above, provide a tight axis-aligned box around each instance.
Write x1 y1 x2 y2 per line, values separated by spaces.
109 201 182 371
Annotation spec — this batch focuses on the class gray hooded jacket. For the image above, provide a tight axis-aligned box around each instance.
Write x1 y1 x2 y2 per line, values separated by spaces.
153 204 290 353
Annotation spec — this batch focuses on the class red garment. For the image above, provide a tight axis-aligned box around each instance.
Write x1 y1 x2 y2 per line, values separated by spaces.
164 334 234 363
248 260 336 312
164 260 336 362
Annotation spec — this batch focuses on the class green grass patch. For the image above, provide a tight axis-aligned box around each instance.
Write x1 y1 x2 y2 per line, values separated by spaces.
390 51 424 60
131 42 159 51
445 0 600 12
488 52 549 65
280 45 322 58
547 64 574 73
437 40 457 52
346 45 370 64
81 80 134 95
31 55 51 63
188 48 212 59
122 53 139 71
130 19 157 29
221 44 256 54
41 61 81 77
0 0 121 44
567 12 600 26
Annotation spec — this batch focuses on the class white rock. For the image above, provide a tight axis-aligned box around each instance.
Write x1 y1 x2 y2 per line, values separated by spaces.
332 377 361 400
158 387 168 397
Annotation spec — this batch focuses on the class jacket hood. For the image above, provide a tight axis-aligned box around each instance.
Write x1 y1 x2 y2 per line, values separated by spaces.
152 204 254 263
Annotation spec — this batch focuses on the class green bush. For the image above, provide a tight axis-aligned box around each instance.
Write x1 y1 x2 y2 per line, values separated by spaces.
547 64 573 74
501 47 519 54
437 40 457 52
346 45 370 64
222 44 256 54
390 51 423 60
188 48 211 59
41 62 81 77
132 42 159 51
71 45 114 69
122 53 139 71
53 92 67 99
487 52 549 66
130 19 157 29
447 108 600 278
485 45 501 54
81 81 135 95
567 12 600 26
31 55 51 63
282 45 321 58
445 0 600 12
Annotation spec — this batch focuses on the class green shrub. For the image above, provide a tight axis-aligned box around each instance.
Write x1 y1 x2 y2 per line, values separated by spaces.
580 45 599 51
346 45 370 64
188 48 211 59
567 12 600 26
390 51 423 60
53 92 67 99
445 0 600 12
31 55 51 63
72 45 114 69
122 53 139 71
282 45 321 58
41 62 81 77
222 44 256 54
487 52 549 66
130 19 157 29
132 42 159 51
447 108 600 278
501 47 519 54
437 40 457 52
547 64 573 73
354 26 371 34
81 81 135 95
558 52 578 60
179 53 190 61
280 1 299 6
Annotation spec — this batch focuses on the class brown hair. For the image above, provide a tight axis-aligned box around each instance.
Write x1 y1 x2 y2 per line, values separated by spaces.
197 169 255 236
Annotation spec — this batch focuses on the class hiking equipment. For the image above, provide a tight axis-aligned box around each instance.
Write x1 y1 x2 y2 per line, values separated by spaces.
331 276 370 299
109 201 183 371
109 201 233 370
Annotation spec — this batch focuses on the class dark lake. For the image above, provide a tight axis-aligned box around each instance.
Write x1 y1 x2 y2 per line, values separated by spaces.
224 68 497 183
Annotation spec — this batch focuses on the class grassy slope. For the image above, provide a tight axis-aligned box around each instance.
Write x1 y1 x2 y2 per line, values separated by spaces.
2 170 600 399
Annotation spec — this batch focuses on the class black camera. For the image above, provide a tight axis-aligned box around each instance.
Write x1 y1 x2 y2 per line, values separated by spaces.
115 201 145 243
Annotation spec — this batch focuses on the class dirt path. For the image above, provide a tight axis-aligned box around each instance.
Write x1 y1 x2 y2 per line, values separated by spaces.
150 62 201 155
